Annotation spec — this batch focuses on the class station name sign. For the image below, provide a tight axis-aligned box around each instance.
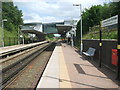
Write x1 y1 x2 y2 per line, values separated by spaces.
101 15 118 27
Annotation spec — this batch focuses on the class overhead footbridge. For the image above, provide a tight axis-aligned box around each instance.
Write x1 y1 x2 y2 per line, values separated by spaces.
56 20 78 38
20 20 78 41
56 24 72 37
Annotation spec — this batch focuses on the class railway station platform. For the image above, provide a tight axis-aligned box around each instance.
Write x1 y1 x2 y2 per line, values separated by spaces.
0 41 47 54
37 42 120 89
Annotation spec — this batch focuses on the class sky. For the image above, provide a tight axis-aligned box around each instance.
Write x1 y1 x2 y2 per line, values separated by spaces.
13 0 111 23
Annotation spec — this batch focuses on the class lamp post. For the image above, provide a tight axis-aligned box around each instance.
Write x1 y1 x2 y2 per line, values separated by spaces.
70 18 74 47
20 35 24 45
2 19 7 47
73 4 83 54
19 25 24 45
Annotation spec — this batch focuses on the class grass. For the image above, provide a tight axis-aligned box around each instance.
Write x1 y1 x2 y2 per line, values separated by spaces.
83 28 117 40
0 28 18 47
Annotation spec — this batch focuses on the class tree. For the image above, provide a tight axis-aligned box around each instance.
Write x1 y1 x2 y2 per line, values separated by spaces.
75 1 119 42
110 1 120 16
2 2 23 32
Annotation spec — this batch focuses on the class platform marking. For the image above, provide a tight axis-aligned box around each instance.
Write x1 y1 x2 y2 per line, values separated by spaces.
74 64 86 74
59 47 72 88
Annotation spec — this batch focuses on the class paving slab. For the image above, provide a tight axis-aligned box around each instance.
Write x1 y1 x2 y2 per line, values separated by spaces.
61 43 119 89
37 43 119 89
37 46 60 88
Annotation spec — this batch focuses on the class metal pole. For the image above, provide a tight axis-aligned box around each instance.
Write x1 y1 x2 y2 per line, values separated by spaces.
99 29 102 67
14 37 15 45
80 4 83 54
2 20 4 47
117 14 120 79
73 4 82 52
72 33 74 47
23 36 24 44
9 37 10 46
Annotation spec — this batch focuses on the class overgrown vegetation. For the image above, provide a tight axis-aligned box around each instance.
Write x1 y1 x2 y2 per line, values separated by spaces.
0 2 23 46
83 29 117 40
76 1 120 46
2 2 23 32
45 34 58 41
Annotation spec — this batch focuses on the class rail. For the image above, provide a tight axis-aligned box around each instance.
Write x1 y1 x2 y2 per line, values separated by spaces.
0 41 53 89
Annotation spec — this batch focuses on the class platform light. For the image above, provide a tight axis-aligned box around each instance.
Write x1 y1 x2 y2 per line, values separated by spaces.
73 4 83 54
19 25 24 45
2 19 7 47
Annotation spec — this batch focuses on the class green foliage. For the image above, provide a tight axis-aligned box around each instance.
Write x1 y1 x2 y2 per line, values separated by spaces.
0 2 23 46
110 2 120 16
0 27 2 47
76 1 119 42
45 34 55 41
2 2 23 32
46 34 54 38
83 29 117 40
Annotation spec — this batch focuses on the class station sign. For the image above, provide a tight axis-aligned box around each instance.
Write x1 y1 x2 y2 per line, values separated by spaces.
101 15 118 27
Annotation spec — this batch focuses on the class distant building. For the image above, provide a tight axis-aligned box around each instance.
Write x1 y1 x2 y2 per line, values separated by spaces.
64 20 77 26
113 0 120 2
20 20 77 41
21 22 45 41
21 22 43 34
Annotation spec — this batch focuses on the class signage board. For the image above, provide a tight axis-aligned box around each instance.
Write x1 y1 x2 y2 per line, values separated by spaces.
101 15 118 27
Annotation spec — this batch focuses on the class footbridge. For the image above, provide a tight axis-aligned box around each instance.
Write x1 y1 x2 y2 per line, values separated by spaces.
21 20 78 41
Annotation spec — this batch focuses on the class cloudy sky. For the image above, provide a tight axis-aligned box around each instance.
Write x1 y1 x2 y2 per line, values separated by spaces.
13 0 111 23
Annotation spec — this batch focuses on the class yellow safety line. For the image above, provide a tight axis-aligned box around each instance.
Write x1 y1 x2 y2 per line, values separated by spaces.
59 47 72 88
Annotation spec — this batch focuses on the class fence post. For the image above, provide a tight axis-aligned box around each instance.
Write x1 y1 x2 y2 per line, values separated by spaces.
9 37 10 46
4 37 5 46
14 37 15 45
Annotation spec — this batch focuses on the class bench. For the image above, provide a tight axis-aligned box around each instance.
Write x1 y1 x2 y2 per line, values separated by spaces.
83 47 96 60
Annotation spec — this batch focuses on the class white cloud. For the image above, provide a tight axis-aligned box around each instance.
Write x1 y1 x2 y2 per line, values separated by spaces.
23 13 64 23
13 0 105 23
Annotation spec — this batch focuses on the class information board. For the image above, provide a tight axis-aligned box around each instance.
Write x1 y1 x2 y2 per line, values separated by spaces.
101 15 118 27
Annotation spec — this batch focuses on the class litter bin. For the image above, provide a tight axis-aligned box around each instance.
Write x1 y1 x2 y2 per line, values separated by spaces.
112 49 118 66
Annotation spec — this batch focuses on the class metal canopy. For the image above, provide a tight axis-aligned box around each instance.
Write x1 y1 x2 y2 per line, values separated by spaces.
21 22 45 35
56 24 72 35
21 29 44 35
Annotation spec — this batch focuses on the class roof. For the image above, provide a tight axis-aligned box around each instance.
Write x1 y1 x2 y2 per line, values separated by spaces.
24 22 42 25
56 24 72 35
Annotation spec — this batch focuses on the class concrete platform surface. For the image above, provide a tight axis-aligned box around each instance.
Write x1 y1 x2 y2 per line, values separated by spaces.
37 43 119 89
0 41 47 54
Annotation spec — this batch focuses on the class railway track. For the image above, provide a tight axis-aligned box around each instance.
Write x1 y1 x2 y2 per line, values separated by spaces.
0 41 48 60
1 42 49 69
0 42 55 89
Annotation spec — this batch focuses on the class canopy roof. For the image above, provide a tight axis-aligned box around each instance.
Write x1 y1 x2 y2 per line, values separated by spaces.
56 24 72 35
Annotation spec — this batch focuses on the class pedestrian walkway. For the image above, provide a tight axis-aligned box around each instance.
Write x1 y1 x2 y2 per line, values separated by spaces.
37 43 119 89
